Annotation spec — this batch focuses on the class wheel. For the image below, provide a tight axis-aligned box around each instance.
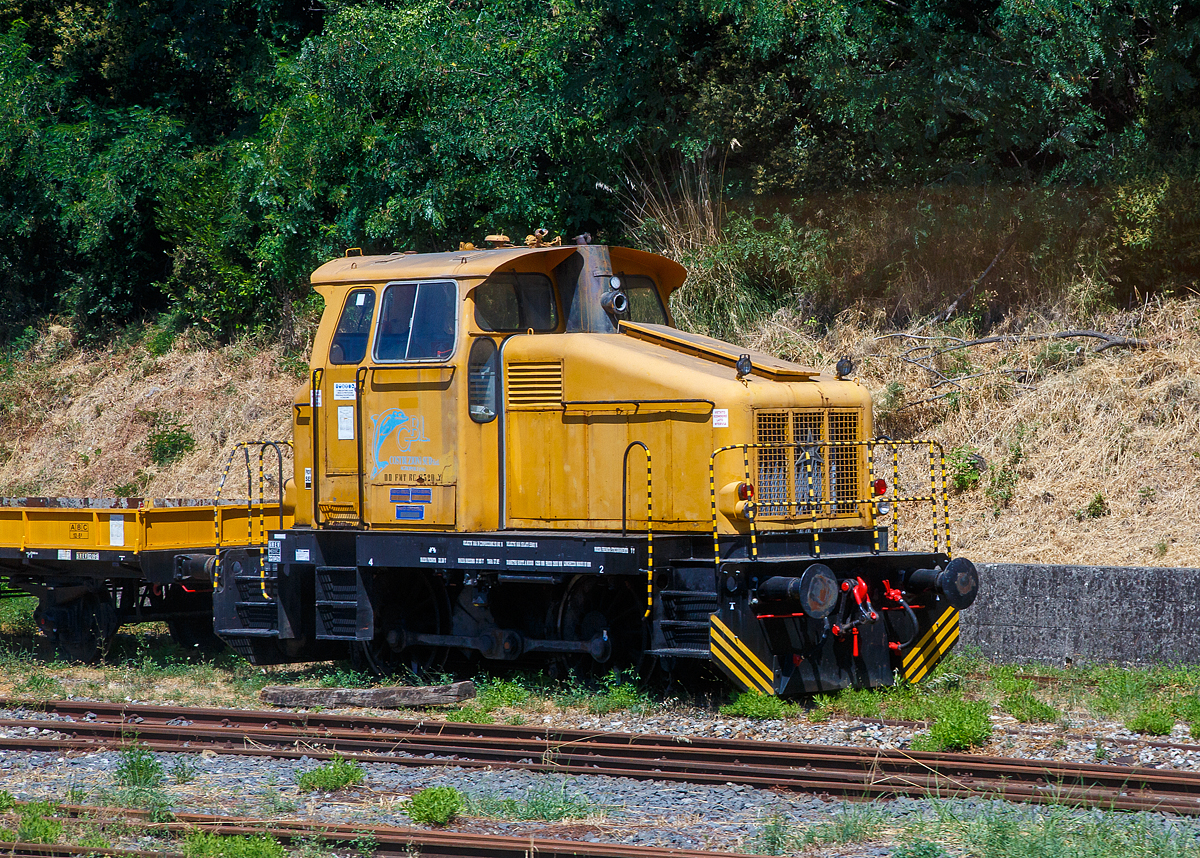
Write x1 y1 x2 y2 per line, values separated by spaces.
556 576 646 678
355 571 450 679
49 593 118 663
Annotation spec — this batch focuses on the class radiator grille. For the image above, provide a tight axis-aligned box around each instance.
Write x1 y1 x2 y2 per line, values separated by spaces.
754 409 862 518
506 361 563 408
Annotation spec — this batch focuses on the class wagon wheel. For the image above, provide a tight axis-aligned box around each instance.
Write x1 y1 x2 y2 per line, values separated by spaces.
54 593 118 663
555 575 647 680
356 570 450 679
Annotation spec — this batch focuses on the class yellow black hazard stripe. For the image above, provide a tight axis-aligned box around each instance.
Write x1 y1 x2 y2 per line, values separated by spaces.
901 607 960 683
710 616 775 694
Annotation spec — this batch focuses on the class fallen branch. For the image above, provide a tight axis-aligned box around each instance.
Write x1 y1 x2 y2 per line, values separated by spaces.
935 330 1151 354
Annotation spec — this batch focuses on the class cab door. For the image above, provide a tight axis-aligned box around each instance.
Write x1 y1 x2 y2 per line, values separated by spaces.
318 287 377 524
360 280 459 528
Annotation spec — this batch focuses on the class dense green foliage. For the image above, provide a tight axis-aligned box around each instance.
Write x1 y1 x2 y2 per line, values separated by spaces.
3 0 1200 340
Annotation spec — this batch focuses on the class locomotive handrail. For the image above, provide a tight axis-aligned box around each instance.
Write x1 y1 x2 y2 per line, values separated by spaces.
621 441 654 619
211 440 294 598
708 439 951 569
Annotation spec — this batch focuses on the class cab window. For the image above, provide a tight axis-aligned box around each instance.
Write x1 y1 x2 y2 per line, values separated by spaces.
474 273 558 332
623 275 668 325
329 289 376 365
374 280 458 362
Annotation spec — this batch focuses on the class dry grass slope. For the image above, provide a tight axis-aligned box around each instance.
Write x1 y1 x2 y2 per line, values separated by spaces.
745 295 1200 565
0 295 1196 566
0 327 298 501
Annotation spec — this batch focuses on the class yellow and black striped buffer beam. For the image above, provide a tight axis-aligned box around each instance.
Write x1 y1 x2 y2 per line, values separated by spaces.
710 616 775 695
901 607 960 683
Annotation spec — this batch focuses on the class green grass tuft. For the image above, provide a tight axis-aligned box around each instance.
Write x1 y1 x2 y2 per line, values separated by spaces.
1000 691 1058 724
16 801 62 844
408 786 464 826
296 756 365 793
182 832 287 858
115 747 165 789
1126 706 1175 736
913 697 993 751
720 691 802 720
466 781 597 821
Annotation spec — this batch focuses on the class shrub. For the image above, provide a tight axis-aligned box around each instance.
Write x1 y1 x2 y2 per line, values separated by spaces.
408 786 464 826
720 691 801 719
1000 692 1058 724
1126 707 1174 736
144 412 197 466
115 747 165 789
296 756 365 793
1077 493 1110 520
946 447 985 492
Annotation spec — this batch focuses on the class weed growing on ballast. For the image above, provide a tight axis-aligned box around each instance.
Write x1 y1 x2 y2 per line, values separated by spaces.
115 747 165 789
466 780 599 822
182 831 287 858
720 691 802 720
296 756 364 793
407 786 464 826
1000 691 1059 723
15 800 63 844
911 697 993 751
804 804 887 845
746 812 801 855
1126 705 1175 736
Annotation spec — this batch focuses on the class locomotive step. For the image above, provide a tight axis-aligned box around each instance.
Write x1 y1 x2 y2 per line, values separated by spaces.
216 628 279 638
646 647 710 658
658 619 711 628
659 590 719 598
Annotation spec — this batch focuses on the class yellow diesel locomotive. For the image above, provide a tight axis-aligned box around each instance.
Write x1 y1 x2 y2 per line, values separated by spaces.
0 237 977 695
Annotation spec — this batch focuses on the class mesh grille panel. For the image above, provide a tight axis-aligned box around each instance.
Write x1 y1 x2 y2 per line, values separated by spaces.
756 412 790 515
752 409 862 519
829 410 860 513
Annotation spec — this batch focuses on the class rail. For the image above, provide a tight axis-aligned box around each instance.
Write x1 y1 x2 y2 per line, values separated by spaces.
621 442 654 618
211 441 293 597
708 439 950 568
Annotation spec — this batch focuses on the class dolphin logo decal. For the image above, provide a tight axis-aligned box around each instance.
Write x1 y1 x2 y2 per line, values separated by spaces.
369 409 430 478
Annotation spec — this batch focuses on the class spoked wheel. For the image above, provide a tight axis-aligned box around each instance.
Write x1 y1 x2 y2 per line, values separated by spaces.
355 570 450 679
556 575 647 679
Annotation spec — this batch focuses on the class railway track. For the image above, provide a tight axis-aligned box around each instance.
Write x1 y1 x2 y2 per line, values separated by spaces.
1 804 743 858
0 698 1198 815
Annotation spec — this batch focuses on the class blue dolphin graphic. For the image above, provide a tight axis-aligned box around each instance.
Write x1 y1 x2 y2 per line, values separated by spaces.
369 409 428 477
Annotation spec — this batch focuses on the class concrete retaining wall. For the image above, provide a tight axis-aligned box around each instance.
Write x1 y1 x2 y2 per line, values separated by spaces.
959 563 1200 665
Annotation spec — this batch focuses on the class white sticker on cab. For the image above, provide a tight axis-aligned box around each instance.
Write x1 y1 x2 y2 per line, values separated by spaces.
337 406 354 440
713 408 729 428
333 382 356 401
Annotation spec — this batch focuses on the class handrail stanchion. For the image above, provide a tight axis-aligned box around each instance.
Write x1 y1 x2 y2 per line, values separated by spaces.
622 442 654 619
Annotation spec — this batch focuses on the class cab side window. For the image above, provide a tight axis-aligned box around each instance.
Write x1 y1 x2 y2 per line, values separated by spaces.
374 280 458 362
467 337 498 423
329 289 376 365
474 273 558 332
623 275 668 325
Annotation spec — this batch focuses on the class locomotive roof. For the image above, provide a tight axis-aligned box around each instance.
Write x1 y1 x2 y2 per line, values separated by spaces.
310 245 687 293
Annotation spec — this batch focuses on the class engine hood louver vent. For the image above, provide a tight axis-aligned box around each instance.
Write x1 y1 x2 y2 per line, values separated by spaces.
618 322 819 380
506 361 563 409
